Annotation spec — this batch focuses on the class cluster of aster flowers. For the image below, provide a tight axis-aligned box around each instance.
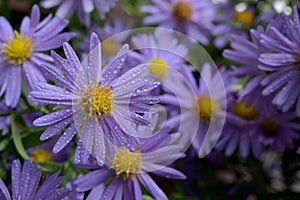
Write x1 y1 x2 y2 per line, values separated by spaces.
1 0 300 199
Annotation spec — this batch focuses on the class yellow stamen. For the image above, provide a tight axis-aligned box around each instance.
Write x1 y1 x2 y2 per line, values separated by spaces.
111 148 141 180
232 101 259 121
1 30 33 65
234 9 253 26
148 58 168 79
260 118 279 136
196 95 219 122
79 83 114 118
30 149 52 162
173 1 193 22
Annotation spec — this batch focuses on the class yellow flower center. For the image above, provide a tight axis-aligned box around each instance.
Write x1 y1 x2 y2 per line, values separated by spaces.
101 39 120 57
111 148 141 180
260 118 279 137
30 149 52 162
148 58 168 79
1 30 33 65
79 83 114 118
232 101 259 121
234 9 253 26
172 1 193 22
196 95 219 122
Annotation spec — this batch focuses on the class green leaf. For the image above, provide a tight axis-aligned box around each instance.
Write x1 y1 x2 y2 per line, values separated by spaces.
11 113 29 159
0 135 10 151
38 161 63 173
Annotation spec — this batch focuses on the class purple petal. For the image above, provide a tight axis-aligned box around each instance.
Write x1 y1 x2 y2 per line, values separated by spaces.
138 173 167 200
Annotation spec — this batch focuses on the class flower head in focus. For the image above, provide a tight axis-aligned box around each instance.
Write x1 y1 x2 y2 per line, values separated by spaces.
74 117 185 200
30 33 159 164
0 5 74 108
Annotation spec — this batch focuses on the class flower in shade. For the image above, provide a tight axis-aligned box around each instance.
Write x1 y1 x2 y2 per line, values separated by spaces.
223 13 287 111
216 94 300 158
0 159 70 200
0 5 74 108
41 0 118 26
77 18 131 65
30 33 159 164
74 118 185 200
258 7 300 116
27 136 71 163
128 28 190 86
0 101 11 136
141 0 215 45
161 63 226 157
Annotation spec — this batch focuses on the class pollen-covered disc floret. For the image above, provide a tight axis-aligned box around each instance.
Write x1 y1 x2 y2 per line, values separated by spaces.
196 95 219 122
30 149 52 162
172 1 193 22
111 148 141 180
232 101 259 121
234 9 253 26
79 83 114 118
1 31 33 65
148 58 168 79
260 118 279 137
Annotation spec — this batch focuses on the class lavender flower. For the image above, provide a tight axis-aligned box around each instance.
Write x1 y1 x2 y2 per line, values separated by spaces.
0 5 74 107
0 160 70 200
27 136 71 163
141 0 215 45
223 14 286 111
74 118 185 200
0 101 11 136
258 7 300 115
30 33 159 164
129 28 190 85
41 0 118 26
77 18 131 65
161 63 226 157
216 96 300 158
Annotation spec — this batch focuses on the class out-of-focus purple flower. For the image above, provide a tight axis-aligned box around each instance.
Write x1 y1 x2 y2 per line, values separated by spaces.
0 5 74 108
258 7 300 116
27 136 71 163
128 29 190 85
216 93 300 158
141 0 215 45
0 160 70 200
161 63 226 157
0 101 11 136
74 120 185 200
41 0 118 26
215 96 263 159
30 33 159 164
77 18 131 65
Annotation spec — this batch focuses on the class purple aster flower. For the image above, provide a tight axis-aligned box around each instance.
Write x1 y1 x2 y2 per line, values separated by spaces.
30 33 159 164
223 13 287 111
74 120 185 200
161 63 226 157
0 5 74 108
141 0 215 45
41 0 118 26
0 101 11 136
0 159 70 200
258 7 300 116
77 18 132 65
216 94 300 158
27 136 71 163
128 28 191 86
